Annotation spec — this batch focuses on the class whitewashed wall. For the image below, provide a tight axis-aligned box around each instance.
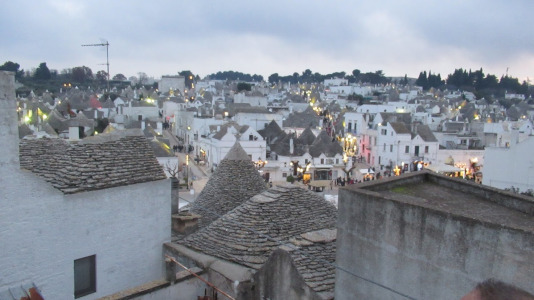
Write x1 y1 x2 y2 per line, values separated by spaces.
0 169 170 299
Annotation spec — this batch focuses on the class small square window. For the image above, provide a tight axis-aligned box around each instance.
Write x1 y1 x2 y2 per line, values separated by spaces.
282 173 287 178
74 255 96 298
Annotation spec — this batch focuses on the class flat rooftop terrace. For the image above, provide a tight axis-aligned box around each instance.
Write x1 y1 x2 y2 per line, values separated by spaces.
343 170 534 233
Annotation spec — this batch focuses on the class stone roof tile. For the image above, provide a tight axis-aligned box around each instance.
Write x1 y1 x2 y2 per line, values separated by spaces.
181 185 337 270
19 130 166 194
188 143 268 229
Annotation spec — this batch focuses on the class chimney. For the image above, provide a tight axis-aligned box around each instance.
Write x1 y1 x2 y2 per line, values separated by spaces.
171 177 179 214
141 121 145 130
68 118 81 141
290 138 294 155
0 71 19 170
69 125 80 141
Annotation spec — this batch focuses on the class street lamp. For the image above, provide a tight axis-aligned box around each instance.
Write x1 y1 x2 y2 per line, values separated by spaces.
185 154 190 190
255 157 268 169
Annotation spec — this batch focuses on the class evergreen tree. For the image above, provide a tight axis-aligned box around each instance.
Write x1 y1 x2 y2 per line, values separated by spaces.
415 71 428 89
33 62 51 80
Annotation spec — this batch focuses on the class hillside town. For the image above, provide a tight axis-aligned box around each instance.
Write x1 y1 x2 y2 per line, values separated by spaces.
14 73 534 193
2 69 534 299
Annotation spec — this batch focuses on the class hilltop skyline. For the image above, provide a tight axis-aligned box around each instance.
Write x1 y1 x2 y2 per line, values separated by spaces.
1 1 533 81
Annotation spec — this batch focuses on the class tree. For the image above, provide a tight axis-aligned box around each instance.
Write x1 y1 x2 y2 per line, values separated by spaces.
112 73 127 81
415 71 428 89
96 70 108 83
71 66 93 82
237 82 252 92
347 93 364 101
137 72 148 85
34 62 51 80
342 160 357 181
0 61 24 79
164 160 181 179
400 74 409 85
268 73 279 84
179 70 194 89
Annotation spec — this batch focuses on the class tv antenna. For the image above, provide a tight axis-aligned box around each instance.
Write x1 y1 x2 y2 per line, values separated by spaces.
82 41 110 92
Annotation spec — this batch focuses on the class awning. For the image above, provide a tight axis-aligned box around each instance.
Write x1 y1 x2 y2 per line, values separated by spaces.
310 164 333 169
425 163 463 173
359 168 375 174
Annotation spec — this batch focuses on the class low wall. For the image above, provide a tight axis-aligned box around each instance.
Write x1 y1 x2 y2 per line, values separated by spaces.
336 184 534 299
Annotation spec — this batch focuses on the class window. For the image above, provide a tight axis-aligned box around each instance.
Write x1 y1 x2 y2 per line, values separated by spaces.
390 145 393 152
381 129 387 135
320 158 324 164
249 134 254 141
282 172 287 178
425 146 429 154
405 146 409 153
74 255 96 298
383 143 386 151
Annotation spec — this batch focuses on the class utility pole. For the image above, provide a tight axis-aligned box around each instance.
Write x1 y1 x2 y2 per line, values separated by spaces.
82 41 110 93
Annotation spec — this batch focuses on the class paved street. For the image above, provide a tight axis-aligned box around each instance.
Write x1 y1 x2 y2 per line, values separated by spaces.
162 129 209 206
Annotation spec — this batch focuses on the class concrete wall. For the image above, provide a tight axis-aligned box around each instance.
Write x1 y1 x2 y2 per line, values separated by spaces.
335 184 534 300
254 249 322 300
0 72 171 299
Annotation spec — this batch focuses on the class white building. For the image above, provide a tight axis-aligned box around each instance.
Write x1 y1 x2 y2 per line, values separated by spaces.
234 108 283 131
159 75 185 94
0 72 170 300
195 123 266 168
234 92 268 107
483 135 534 192
324 78 348 87
360 121 439 173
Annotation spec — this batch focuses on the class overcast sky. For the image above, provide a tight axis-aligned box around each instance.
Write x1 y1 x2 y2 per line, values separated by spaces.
1 0 533 81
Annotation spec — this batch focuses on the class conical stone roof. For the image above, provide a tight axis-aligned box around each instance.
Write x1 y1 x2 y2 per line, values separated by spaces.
188 142 267 230
182 185 337 269
309 130 343 157
298 126 316 145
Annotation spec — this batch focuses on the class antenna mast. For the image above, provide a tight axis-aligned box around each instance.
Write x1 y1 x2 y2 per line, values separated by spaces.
82 41 110 93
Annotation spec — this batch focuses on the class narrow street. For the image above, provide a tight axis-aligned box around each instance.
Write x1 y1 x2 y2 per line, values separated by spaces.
162 129 209 206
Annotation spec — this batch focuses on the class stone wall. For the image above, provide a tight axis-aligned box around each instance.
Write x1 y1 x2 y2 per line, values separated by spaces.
0 71 18 170
335 183 534 299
